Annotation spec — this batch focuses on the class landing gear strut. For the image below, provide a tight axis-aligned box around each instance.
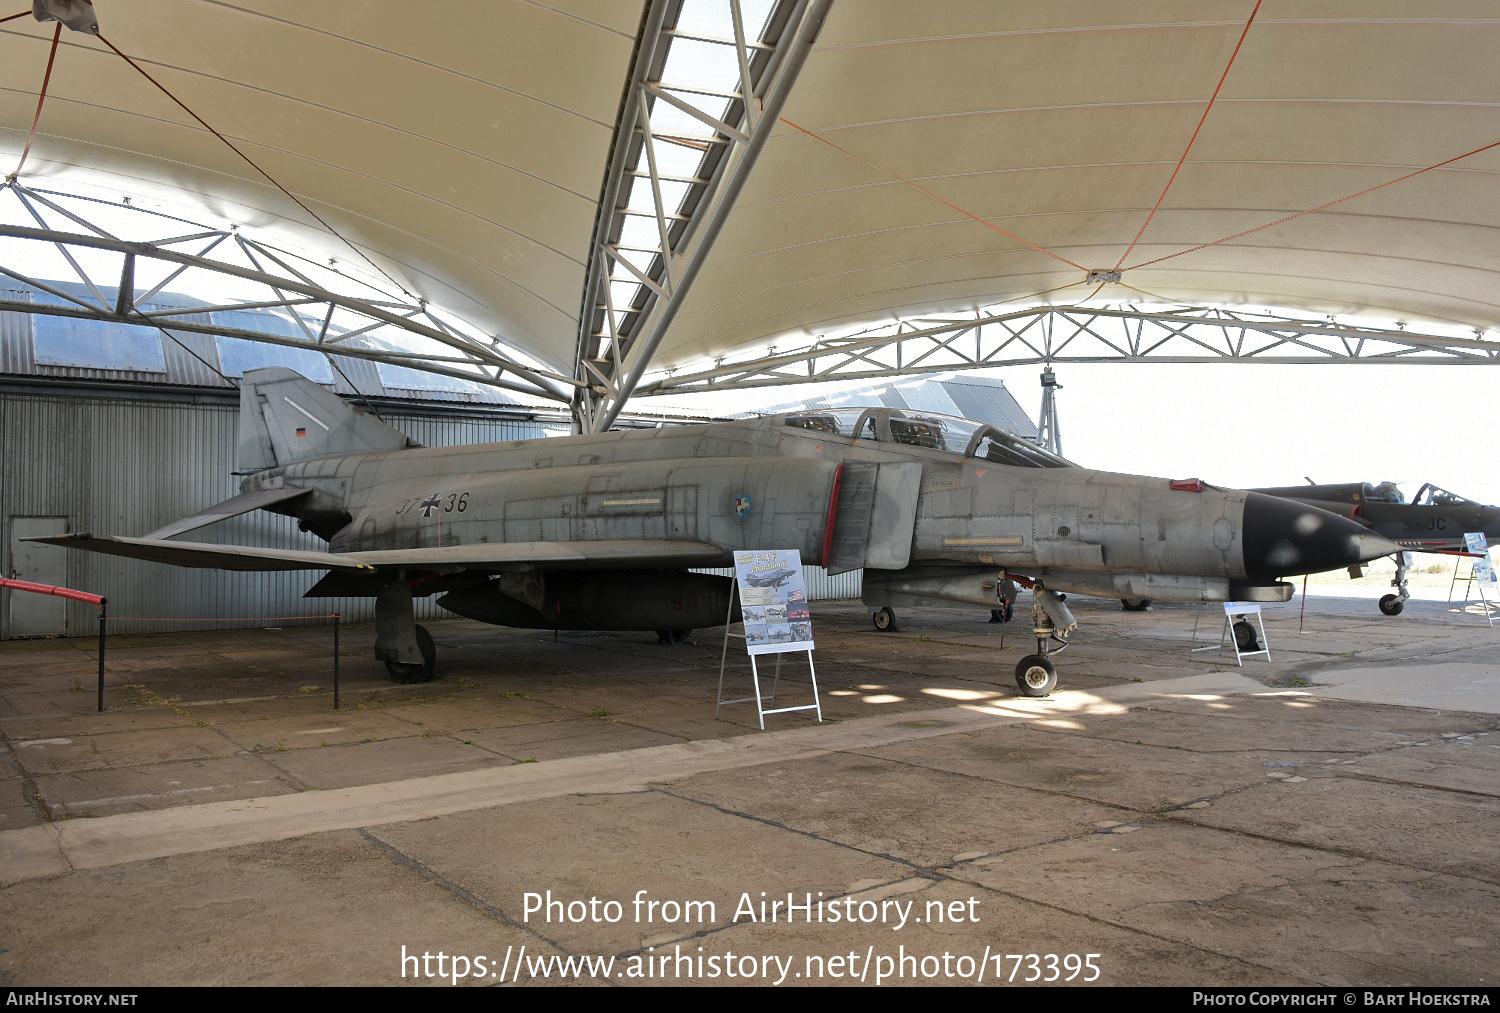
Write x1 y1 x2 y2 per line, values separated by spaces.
1379 552 1411 616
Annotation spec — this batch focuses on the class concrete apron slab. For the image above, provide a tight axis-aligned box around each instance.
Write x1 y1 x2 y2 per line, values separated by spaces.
0 672 1265 887
1308 663 1500 713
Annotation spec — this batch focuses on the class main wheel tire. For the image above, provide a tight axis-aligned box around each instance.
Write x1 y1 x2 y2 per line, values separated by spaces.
1014 655 1057 697
1120 598 1152 612
386 625 437 683
1378 594 1405 616
416 625 436 671
1233 620 1259 651
385 661 431 683
656 629 693 644
872 607 897 632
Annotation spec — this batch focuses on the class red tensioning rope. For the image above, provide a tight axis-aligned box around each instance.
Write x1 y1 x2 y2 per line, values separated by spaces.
780 117 1090 273
7 21 61 181
1111 0 1263 271
1126 136 1500 271
0 10 33 24
95 33 412 297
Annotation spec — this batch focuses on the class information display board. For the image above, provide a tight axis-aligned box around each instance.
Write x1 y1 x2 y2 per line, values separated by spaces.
1465 533 1498 588
732 549 815 656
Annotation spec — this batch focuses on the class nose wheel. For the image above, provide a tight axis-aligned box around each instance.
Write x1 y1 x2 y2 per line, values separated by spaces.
1014 655 1058 697
1377 553 1411 616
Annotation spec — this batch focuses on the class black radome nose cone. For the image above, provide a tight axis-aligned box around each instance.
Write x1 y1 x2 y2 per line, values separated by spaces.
1242 492 1400 578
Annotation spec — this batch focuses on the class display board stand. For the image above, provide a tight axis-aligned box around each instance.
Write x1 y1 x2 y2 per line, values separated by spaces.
716 552 824 730
1445 560 1498 628
1191 601 1270 666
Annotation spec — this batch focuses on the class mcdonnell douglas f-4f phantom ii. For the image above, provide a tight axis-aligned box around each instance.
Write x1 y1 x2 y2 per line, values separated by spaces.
1252 481 1500 615
29 369 1398 696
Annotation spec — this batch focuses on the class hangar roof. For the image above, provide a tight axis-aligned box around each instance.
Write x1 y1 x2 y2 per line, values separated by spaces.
0 0 646 376
665 1 1500 368
3 2 1498 384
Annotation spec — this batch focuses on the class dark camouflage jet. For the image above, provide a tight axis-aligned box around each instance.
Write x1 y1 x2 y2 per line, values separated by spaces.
1252 481 1500 614
29 369 1396 697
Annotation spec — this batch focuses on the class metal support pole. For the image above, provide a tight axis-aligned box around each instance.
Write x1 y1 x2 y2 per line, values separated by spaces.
1038 367 1063 456
97 601 106 713
333 612 340 710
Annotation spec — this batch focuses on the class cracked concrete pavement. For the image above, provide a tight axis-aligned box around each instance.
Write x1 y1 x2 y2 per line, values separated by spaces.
0 593 1496 986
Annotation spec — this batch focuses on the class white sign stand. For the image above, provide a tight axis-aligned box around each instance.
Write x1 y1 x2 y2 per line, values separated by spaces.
716 550 823 729
1191 601 1271 666
1444 533 1498 628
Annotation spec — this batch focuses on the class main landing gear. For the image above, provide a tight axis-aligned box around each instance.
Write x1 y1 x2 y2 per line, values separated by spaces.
375 578 437 683
1379 552 1412 616
1120 598 1152 611
1014 584 1077 698
1233 620 1259 652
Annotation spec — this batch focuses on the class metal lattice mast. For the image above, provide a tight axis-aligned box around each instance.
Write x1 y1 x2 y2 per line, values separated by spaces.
1036 367 1063 456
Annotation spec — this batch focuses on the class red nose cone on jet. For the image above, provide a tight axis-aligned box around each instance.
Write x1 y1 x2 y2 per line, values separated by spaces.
1242 493 1401 579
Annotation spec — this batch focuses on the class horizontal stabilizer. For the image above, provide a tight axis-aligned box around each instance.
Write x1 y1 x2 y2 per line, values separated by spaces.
143 487 311 540
25 534 728 573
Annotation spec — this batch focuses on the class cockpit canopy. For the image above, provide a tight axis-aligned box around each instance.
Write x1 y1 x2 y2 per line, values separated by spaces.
1412 483 1478 507
781 407 1070 468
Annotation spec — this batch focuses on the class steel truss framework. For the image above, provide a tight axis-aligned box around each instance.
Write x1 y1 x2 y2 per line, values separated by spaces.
573 0 833 433
635 304 1500 396
0 182 576 403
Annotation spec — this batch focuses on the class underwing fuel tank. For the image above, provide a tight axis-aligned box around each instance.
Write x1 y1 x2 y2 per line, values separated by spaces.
438 571 736 631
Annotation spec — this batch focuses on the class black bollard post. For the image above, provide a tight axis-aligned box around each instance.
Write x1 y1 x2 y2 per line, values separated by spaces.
333 612 341 710
97 600 107 713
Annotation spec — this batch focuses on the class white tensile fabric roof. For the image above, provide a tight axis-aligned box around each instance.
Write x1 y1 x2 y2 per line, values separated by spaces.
664 1 1500 369
2 2 1497 381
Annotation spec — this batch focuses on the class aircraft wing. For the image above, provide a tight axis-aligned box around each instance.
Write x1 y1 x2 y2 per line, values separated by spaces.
23 534 375 572
22 534 728 572
345 541 727 569
143 487 312 540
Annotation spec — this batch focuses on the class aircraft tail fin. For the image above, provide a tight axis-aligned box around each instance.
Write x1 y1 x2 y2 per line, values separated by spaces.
237 367 419 471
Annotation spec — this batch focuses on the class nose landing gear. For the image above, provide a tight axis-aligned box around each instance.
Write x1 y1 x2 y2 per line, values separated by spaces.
1379 552 1411 616
1014 586 1075 697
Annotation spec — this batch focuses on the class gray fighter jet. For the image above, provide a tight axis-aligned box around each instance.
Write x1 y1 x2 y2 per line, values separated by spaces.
1252 481 1500 615
28 369 1397 696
